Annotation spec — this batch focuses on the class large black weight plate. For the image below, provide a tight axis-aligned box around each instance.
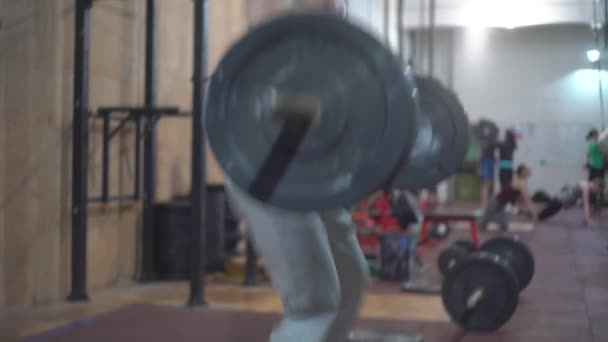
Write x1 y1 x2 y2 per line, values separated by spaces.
392 76 470 191
481 236 535 291
206 15 416 211
474 119 499 149
442 252 519 332
438 245 468 275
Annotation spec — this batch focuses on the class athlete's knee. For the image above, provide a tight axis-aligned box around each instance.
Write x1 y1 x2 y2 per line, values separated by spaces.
285 275 342 317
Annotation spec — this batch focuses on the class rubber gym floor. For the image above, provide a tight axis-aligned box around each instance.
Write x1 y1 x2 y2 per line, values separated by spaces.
2 208 607 342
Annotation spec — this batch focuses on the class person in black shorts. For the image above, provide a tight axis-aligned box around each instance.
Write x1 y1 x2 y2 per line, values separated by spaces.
479 144 496 209
586 129 605 178
498 129 518 189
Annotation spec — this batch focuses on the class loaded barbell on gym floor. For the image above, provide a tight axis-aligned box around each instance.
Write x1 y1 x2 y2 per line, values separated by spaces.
442 251 519 332
205 14 470 212
441 236 535 332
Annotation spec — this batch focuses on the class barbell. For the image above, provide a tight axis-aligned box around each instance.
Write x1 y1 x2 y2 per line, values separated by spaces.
442 251 519 332
441 236 535 332
205 14 470 212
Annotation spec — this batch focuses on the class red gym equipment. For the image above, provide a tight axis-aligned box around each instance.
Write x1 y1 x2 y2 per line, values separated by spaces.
353 191 480 257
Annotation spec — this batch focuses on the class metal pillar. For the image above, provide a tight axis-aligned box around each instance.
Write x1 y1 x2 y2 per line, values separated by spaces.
141 0 158 282
605 0 608 49
598 61 606 131
67 0 93 302
397 0 404 65
383 0 390 45
188 0 209 307
418 0 426 71
134 117 142 199
243 238 259 287
101 112 110 202
428 0 436 76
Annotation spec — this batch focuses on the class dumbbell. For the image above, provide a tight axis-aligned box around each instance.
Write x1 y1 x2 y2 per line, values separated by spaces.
441 236 535 332
437 239 476 275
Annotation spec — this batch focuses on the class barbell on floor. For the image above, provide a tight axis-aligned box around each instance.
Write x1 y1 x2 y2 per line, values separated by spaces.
440 236 535 332
442 251 520 332
205 13 470 212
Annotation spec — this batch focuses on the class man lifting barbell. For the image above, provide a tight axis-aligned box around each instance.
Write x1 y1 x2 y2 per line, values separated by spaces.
207 1 468 340
224 1 371 342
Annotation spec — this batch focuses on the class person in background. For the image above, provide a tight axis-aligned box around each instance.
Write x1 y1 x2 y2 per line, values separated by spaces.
479 164 538 232
479 143 496 209
586 129 605 182
534 179 602 226
586 128 606 209
580 178 603 226
498 129 519 189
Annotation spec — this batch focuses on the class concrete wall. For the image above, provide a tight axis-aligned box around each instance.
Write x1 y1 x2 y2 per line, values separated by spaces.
0 0 246 308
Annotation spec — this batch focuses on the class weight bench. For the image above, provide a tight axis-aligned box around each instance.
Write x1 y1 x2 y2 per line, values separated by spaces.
421 209 481 248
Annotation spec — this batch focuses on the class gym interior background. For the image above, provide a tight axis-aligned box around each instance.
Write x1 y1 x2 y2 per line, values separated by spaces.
1 0 608 341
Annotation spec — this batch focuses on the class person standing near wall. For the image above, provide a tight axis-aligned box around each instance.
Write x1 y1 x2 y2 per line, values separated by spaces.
585 129 606 208
479 143 496 209
586 129 605 182
498 129 519 190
